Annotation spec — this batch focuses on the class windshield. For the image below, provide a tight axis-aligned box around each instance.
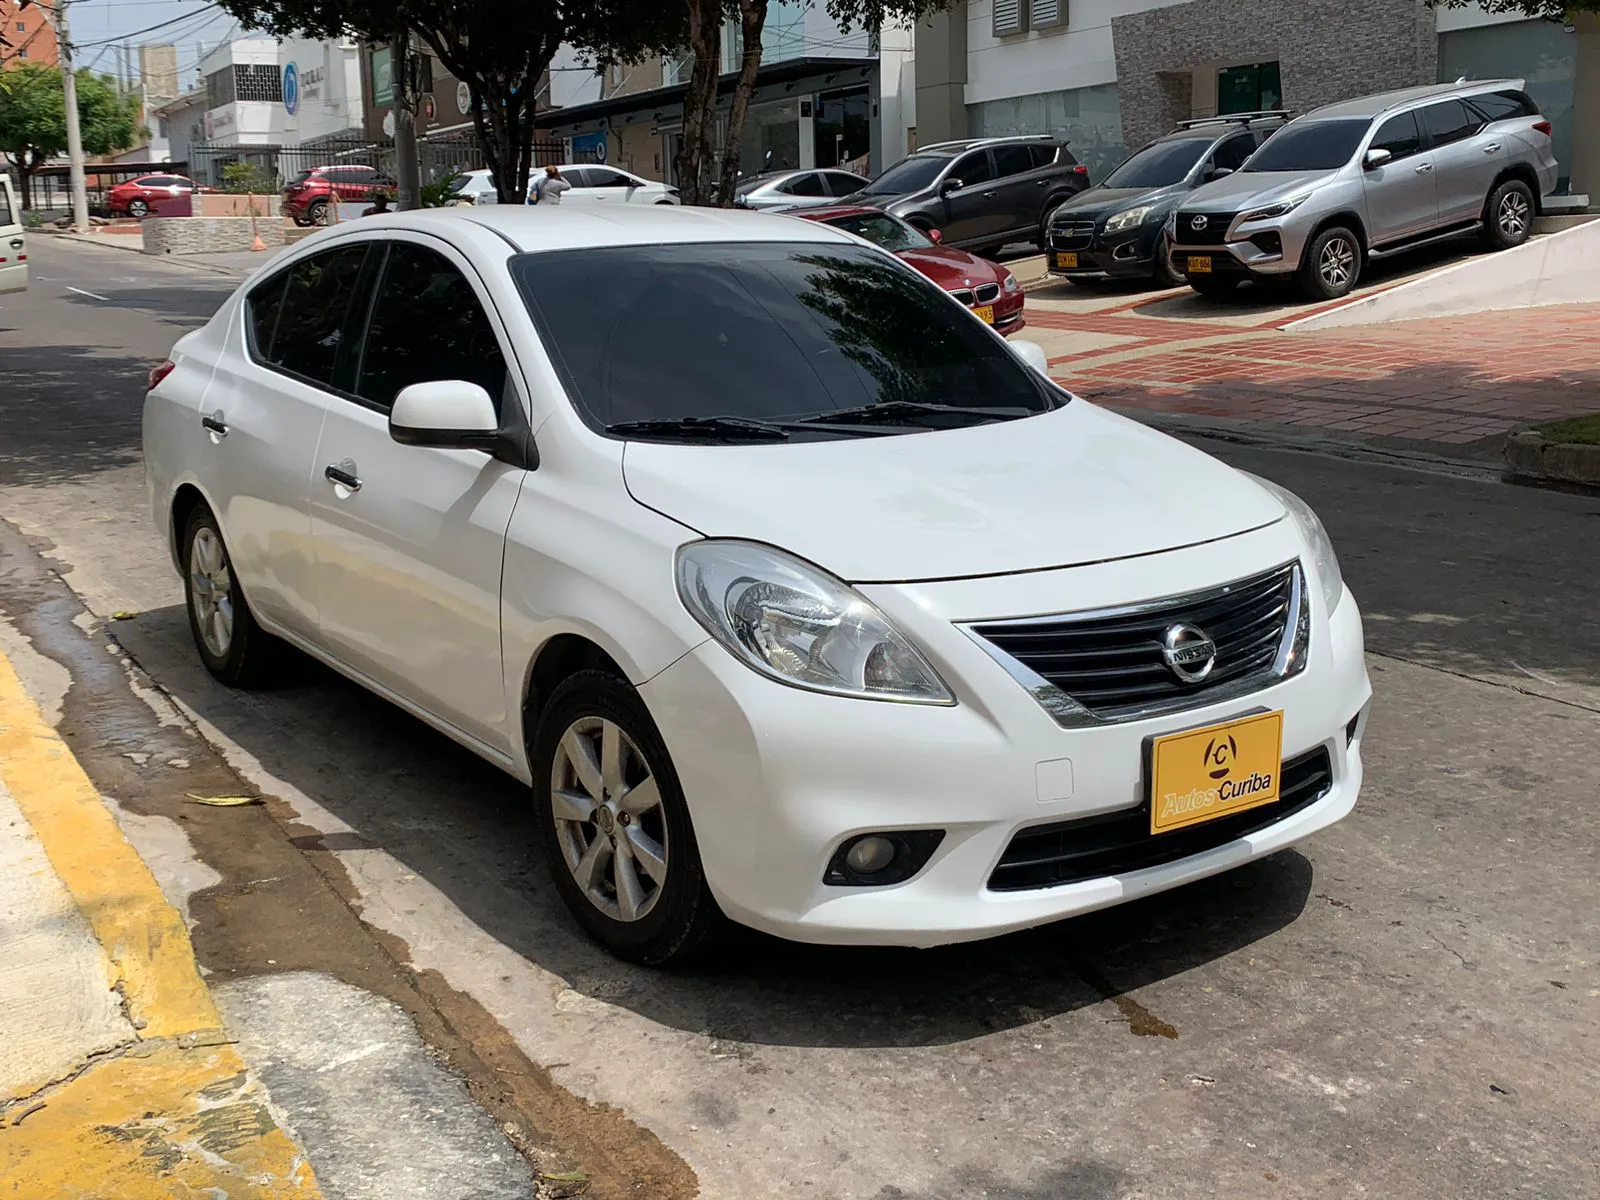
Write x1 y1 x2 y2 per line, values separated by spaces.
819 212 932 253
1243 119 1369 172
287 170 313 186
512 242 1060 441
1103 139 1211 188
858 154 951 196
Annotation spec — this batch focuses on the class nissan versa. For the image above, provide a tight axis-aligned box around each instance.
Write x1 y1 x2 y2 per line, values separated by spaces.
143 205 1372 964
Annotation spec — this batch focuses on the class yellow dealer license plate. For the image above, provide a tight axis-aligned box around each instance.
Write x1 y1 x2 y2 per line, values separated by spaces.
1055 252 1078 270
1148 710 1283 835
975 304 995 324
1187 255 1213 274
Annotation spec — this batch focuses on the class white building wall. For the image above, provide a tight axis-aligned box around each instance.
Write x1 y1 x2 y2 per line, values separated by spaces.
199 36 363 147
879 18 916 165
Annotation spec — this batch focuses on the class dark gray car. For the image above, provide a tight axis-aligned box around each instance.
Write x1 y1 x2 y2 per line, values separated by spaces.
842 136 1090 255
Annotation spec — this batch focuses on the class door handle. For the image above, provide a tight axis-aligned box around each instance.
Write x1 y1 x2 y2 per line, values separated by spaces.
324 462 362 492
982 190 997 198
201 413 228 438
1415 162 1434 174
1483 143 1502 154
8 238 22 249
1035 179 1047 187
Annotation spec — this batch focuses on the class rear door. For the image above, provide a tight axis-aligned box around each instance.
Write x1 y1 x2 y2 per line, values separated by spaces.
1362 110 1437 244
0 176 25 295
1419 100 1495 224
551 167 597 203
940 150 999 245
989 144 1044 240
582 166 636 201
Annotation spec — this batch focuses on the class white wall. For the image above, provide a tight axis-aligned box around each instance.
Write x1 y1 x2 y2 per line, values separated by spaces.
879 18 916 164
549 45 602 109
199 37 361 147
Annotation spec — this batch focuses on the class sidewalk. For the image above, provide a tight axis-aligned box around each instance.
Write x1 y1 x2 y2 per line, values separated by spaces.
0 649 320 1196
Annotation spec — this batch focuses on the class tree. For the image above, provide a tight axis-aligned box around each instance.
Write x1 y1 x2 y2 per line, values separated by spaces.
215 0 680 205
0 63 141 208
670 0 959 208
1428 0 1599 16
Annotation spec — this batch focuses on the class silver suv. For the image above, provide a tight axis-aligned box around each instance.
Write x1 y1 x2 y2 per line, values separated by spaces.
1168 80 1558 301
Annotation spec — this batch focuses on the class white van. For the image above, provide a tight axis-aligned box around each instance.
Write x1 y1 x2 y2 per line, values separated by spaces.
0 175 26 295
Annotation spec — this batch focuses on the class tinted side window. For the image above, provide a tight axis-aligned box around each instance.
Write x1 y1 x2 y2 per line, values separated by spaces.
1210 135 1256 172
1370 111 1422 160
588 168 629 188
266 246 369 386
952 150 995 187
1029 145 1060 169
823 172 864 196
561 167 593 188
1469 90 1538 122
1420 100 1482 147
991 145 1035 178
0 182 14 226
785 173 825 197
355 244 508 412
246 272 290 359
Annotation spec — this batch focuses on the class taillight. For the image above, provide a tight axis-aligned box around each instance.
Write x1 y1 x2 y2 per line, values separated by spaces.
1533 120 1553 137
1072 164 1089 176
148 360 176 391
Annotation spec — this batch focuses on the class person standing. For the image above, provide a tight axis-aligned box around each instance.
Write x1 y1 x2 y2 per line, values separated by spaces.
529 165 572 206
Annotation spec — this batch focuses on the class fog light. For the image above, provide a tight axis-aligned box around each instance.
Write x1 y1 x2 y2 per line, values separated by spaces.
845 835 896 875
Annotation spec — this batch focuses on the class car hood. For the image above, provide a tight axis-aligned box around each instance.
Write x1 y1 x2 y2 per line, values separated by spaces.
621 403 1284 583
1180 170 1335 211
894 245 1004 289
1053 182 1187 220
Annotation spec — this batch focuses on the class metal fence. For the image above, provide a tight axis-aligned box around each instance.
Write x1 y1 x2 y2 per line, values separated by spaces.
187 134 569 193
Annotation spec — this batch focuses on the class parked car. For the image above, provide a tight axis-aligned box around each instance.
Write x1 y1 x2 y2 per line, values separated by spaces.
842 135 1090 255
283 165 398 226
793 205 1025 334
1 175 25 295
1168 80 1558 301
1045 112 1289 287
143 206 1370 965
734 168 871 210
450 165 680 206
108 173 206 218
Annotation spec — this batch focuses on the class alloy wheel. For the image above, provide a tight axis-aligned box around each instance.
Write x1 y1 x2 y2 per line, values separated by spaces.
188 527 234 658
1319 236 1356 291
129 199 148 217
1498 191 1530 240
551 716 669 922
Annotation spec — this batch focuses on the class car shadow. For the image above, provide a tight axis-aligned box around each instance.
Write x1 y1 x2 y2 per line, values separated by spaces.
0 343 155 485
117 602 1315 1051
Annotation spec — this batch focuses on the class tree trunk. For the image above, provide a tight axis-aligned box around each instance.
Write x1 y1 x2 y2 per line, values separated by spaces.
677 0 722 206
716 0 769 207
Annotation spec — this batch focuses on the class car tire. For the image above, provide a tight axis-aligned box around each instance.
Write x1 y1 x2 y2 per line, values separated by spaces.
1298 225 1363 301
1188 275 1241 297
181 504 284 688
128 198 149 218
307 200 331 227
1153 237 1185 288
532 669 724 966
1483 178 1534 251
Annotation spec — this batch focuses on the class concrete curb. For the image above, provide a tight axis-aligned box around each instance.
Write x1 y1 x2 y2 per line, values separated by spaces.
1503 430 1600 491
40 230 255 279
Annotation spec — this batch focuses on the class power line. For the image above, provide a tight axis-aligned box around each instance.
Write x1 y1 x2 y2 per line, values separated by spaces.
73 3 218 49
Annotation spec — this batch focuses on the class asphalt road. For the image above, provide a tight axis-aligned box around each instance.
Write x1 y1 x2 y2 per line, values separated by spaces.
3 237 1598 1200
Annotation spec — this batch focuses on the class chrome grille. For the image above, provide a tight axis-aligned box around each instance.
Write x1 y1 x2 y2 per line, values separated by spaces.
1178 212 1237 246
968 562 1306 726
1050 223 1097 250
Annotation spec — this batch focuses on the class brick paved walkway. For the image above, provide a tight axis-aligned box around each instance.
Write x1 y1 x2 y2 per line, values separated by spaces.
1031 294 1600 457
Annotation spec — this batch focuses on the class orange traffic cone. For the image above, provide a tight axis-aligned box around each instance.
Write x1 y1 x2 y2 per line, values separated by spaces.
249 199 267 252
250 233 268 252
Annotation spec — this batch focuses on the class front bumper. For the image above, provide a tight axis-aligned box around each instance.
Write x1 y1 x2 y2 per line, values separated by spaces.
1046 220 1165 278
641 520 1371 947
1169 212 1314 280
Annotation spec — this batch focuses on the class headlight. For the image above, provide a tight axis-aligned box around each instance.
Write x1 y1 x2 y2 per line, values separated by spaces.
1240 193 1313 223
675 541 955 704
1104 205 1153 233
1252 477 1344 615
1002 271 1020 295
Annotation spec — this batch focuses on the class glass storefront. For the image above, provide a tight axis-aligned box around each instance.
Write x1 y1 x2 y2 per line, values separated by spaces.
1440 19 1576 193
968 83 1125 181
740 98 801 176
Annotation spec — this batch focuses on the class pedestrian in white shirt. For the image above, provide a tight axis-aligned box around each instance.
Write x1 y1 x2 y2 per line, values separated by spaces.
529 165 572 206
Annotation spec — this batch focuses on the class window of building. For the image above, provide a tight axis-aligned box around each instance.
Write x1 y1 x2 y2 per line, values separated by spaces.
1216 62 1282 116
1030 0 1065 29
16 47 25 59
968 83 1124 182
234 63 284 103
992 0 1026 38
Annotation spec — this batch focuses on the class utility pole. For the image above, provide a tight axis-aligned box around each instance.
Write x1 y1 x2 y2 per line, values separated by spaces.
391 28 420 211
51 0 90 229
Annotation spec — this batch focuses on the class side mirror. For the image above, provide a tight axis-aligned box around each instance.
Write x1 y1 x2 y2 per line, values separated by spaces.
1009 339 1051 376
390 380 499 451
1206 167 1235 181
1363 148 1392 171
939 177 964 197
928 228 943 244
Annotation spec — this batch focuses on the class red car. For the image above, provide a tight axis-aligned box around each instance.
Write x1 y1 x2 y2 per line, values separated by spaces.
282 165 398 226
793 204 1025 335
107 174 203 218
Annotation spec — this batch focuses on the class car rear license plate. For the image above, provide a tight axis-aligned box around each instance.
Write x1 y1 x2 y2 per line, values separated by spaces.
1148 710 1283 835
1055 252 1078 270
975 305 995 324
1187 255 1213 274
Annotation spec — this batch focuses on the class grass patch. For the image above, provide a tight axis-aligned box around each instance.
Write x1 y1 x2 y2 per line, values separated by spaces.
1536 415 1600 446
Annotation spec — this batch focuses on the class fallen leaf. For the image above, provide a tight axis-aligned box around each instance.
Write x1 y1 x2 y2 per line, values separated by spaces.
184 793 261 807
111 611 138 620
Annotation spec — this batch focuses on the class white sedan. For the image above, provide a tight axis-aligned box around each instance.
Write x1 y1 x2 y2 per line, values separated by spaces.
143 206 1370 964
450 164 679 206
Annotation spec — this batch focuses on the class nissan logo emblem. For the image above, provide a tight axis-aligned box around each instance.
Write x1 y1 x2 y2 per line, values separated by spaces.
1161 623 1217 684
1191 215 1209 231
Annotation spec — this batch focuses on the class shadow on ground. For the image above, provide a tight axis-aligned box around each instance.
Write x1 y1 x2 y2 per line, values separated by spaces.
0 343 154 485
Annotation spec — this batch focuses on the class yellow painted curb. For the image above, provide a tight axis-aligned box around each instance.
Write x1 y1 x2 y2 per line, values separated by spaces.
0 646 323 1197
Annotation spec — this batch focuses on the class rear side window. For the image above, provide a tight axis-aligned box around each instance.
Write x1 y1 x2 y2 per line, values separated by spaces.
561 167 592 188
823 171 864 196
991 145 1036 178
355 244 507 411
1420 100 1483 147
1029 145 1061 169
0 181 14 227
1468 89 1538 123
1369 111 1422 160
783 173 825 197
249 245 369 386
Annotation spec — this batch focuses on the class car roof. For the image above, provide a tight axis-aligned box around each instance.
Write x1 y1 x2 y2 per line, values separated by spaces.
350 204 862 254
1308 78 1526 120
915 134 1061 153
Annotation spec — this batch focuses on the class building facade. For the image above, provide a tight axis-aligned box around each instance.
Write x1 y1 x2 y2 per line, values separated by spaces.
917 0 1590 196
3 2 57 68
198 37 364 151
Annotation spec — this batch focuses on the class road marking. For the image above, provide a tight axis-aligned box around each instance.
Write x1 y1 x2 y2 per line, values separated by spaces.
65 285 111 301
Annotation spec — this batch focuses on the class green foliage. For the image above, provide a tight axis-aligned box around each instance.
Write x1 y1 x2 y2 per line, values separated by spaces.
220 160 275 193
0 63 143 206
1427 0 1598 16
420 168 462 207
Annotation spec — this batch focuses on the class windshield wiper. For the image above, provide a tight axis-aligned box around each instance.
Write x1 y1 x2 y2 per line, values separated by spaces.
605 415 791 442
796 401 1039 428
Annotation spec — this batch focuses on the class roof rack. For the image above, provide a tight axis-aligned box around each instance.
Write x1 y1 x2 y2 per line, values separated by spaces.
1176 109 1293 129
915 134 1063 152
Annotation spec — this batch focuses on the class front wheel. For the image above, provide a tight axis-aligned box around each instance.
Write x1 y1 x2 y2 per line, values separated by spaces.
1298 225 1363 301
181 505 284 687
1484 179 1534 250
532 670 723 965
1153 236 1184 288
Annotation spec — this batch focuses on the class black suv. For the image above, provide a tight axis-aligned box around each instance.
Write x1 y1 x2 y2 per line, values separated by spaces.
1044 112 1289 285
842 135 1090 255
